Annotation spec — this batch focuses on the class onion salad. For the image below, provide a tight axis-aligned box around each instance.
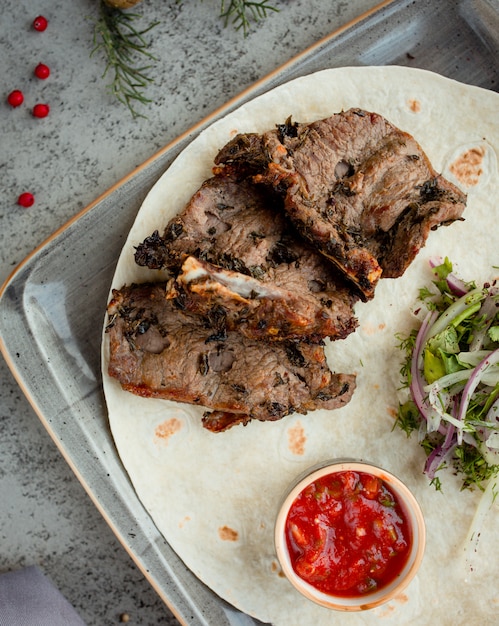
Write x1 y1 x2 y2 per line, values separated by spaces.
395 257 499 575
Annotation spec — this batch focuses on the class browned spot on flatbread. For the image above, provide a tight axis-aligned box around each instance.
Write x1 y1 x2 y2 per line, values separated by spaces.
377 604 395 617
395 592 409 604
408 99 421 113
387 406 398 419
154 417 182 444
178 515 191 528
287 420 306 455
377 592 408 616
219 525 239 541
271 560 286 577
362 322 386 336
449 145 485 187
270 561 285 578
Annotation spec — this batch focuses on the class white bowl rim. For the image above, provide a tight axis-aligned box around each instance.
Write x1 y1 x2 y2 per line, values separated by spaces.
274 459 426 611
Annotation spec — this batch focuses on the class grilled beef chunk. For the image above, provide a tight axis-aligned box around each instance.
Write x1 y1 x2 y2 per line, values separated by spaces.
215 108 467 300
201 411 252 433
135 172 359 342
169 255 356 342
134 174 282 275
106 282 356 431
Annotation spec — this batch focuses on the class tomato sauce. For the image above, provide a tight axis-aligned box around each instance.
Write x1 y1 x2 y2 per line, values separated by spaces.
285 470 412 597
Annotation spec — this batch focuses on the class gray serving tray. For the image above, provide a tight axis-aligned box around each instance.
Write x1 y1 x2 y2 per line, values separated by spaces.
1 0 498 624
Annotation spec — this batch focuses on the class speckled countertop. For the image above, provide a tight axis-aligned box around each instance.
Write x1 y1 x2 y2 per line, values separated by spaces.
0 1 379 624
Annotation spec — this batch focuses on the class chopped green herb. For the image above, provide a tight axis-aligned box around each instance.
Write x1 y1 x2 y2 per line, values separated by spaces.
395 258 499 492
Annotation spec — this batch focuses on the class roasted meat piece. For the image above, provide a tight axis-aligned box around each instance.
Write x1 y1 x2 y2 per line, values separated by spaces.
135 174 283 275
106 282 356 432
168 255 357 342
135 172 359 342
215 108 467 300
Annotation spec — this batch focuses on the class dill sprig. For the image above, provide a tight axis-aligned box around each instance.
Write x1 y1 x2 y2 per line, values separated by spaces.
176 0 279 36
219 0 279 35
91 1 159 118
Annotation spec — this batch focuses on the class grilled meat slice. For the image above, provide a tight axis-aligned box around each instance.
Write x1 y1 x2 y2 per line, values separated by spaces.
135 172 359 342
169 255 357 342
106 282 356 431
215 109 467 300
134 174 282 275
201 411 252 433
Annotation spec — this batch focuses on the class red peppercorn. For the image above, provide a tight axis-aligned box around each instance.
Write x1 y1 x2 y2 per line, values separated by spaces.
32 103 50 118
7 90 24 107
33 15 48 31
34 63 50 80
18 192 35 208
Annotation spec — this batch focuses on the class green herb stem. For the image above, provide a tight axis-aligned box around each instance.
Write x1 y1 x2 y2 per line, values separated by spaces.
92 1 159 118
219 0 279 35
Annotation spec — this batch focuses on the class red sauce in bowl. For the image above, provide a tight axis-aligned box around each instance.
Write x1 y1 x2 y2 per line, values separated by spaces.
284 470 412 597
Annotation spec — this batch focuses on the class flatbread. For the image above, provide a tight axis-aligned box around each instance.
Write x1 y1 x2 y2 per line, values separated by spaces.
102 67 499 625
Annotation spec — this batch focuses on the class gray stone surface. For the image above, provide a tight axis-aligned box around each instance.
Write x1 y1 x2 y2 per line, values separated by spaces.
0 0 378 623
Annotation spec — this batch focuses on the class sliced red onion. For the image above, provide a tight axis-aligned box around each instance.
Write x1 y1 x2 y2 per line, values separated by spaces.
409 309 442 428
458 350 492 367
424 398 460 478
446 274 470 297
426 287 485 340
485 432 499 450
425 442 458 479
481 398 499 464
424 370 471 395
485 395 499 424
456 348 499 428
428 256 470 297
469 287 499 351
463 477 498 579
428 256 444 268
423 366 472 435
